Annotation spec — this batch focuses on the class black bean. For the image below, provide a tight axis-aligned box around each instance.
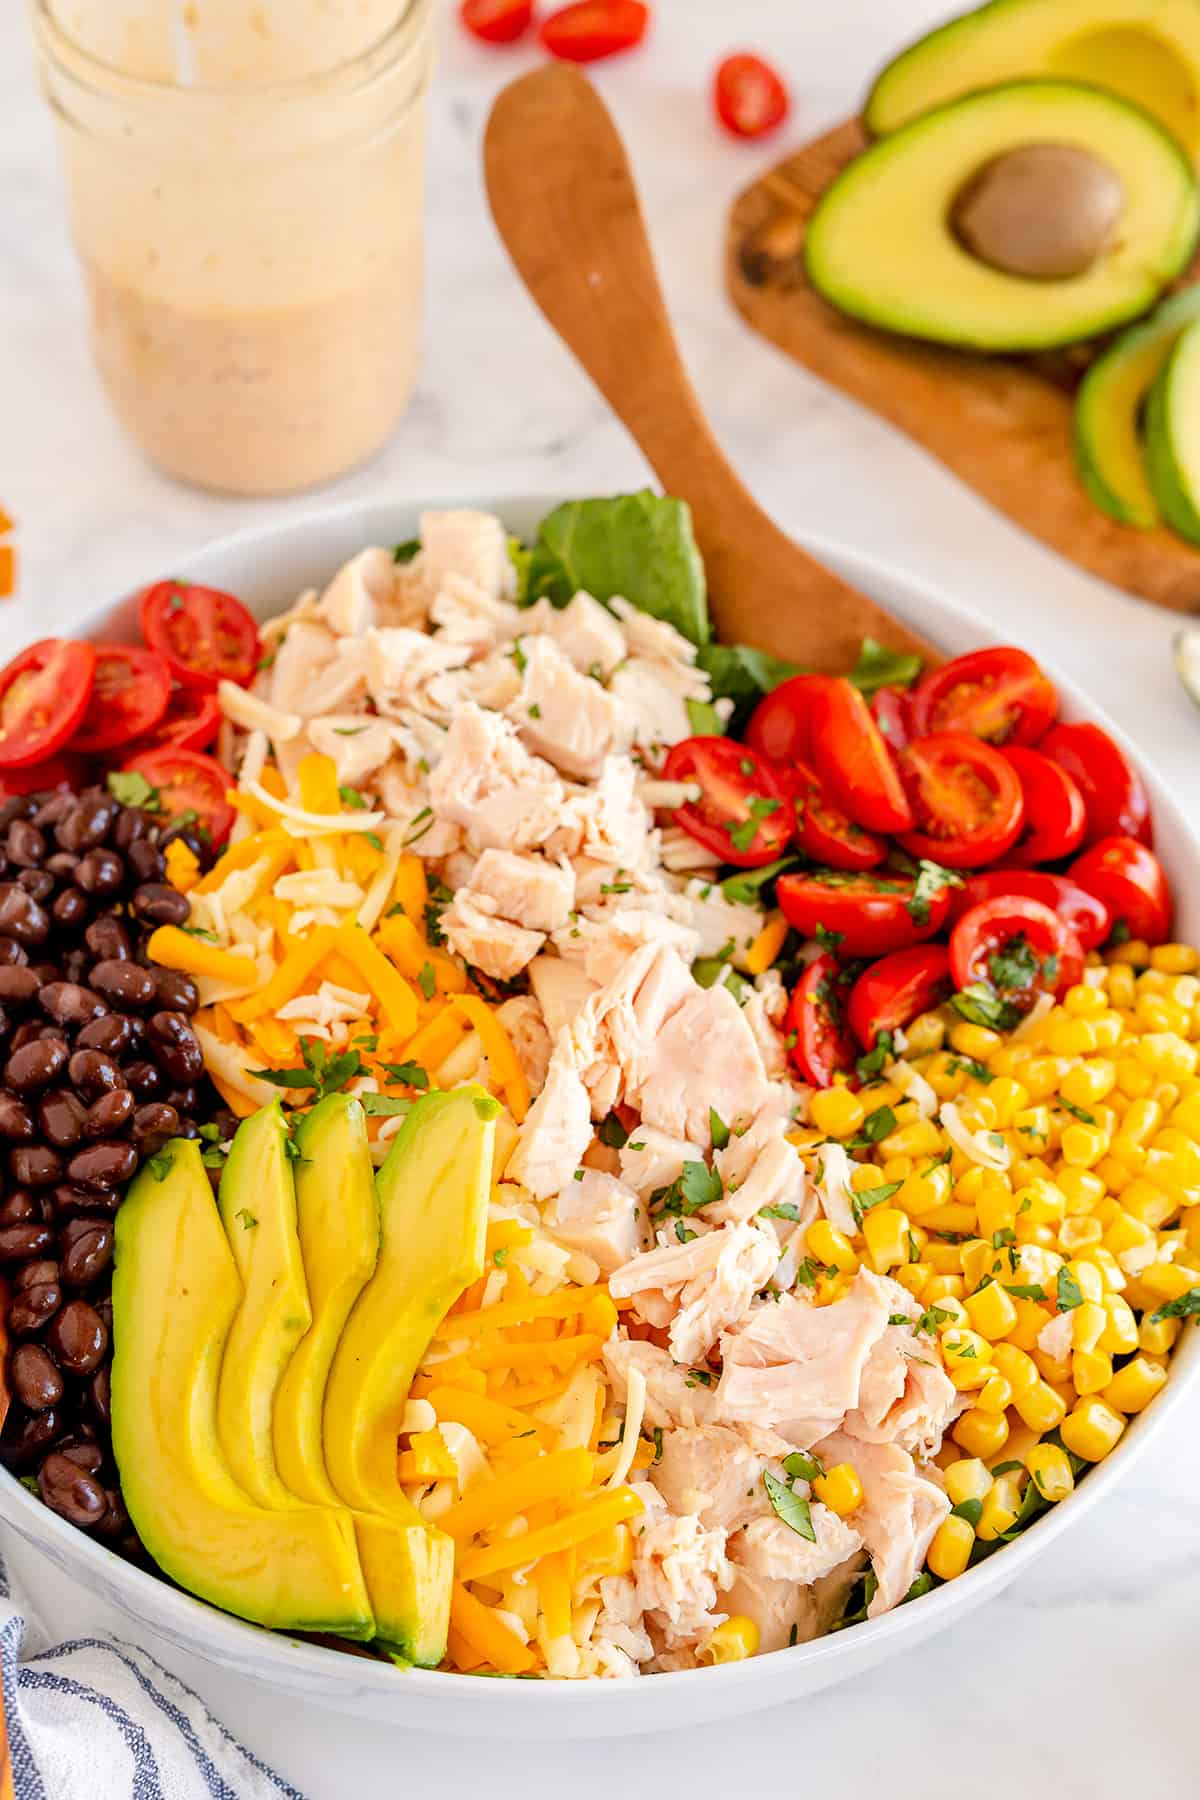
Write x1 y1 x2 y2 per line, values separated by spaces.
67 1048 123 1098
132 883 190 928
152 968 198 1014
31 792 75 831
75 849 124 897
75 1014 136 1057
44 852 79 879
122 1058 162 1099
173 1118 200 1140
10 1344 64 1411
38 1089 88 1148
47 1299 107 1375
0 1093 34 1140
16 870 54 904
66 1141 137 1192
6 822 46 869
12 1257 57 1291
61 949 91 985
0 937 27 968
39 982 110 1028
56 794 117 853
7 1279 62 1337
128 839 166 883
84 1089 134 1138
0 884 50 946
112 807 155 851
0 797 34 832
0 1190 39 1226
146 1011 202 1082
92 1487 128 1539
39 1452 107 1527
0 1221 54 1262
90 960 156 1009
89 1366 111 1428
0 1404 65 1470
60 1221 113 1289
84 915 132 963
10 1144 63 1187
49 1183 116 1223
0 966 39 1007
131 1103 179 1153
56 1438 105 1474
163 1086 199 1115
5 1035 68 1093
95 1294 112 1335
51 888 90 930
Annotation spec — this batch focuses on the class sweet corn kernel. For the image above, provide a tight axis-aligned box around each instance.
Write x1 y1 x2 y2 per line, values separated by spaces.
1091 1012 1125 1051
1014 1105 1054 1150
697 1616 760 1665
992 1341 1038 1398
1026 1442 1075 1503
1015 1379 1069 1433
893 1262 932 1300
1060 1123 1109 1168
1060 1061 1116 1110
1017 1179 1066 1225
964 1281 1018 1341
812 1463 864 1517
925 1293 968 1330
863 1207 911 1270
1103 1355 1169 1413
926 1243 967 1275
897 1165 952 1219
1072 1348 1114 1395
1059 1216 1104 1254
1100 1294 1140 1356
1016 1217 1058 1249
1064 1258 1104 1303
1007 1298 1051 1352
1136 1033 1199 1079
1116 1057 1155 1099
1064 983 1107 1018
1020 1059 1061 1103
1057 1167 1106 1213
977 1472 1023 1541
1071 1301 1107 1353
879 1119 944 1159
1169 1094 1200 1137
1109 938 1151 967
1140 1260 1200 1302
943 1457 992 1507
1060 1397 1126 1462
948 1021 1002 1061
927 1515 975 1581
924 1273 966 1302
1138 1312 1181 1354
1120 1178 1176 1230
1033 1345 1072 1386
976 1373 1013 1413
1107 965 1137 1010
942 1328 993 1391
1046 1015 1098 1057
809 1086 866 1137
805 1219 859 1276
904 1010 945 1055
952 1407 1010 1460
960 1240 995 1293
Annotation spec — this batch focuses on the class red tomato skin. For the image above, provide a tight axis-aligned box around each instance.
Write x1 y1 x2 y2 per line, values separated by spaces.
122 747 236 849
140 582 260 692
811 679 913 835
663 736 793 869
1070 837 1172 946
714 53 790 139
0 640 97 768
0 754 84 799
540 0 648 60
744 675 836 767
787 952 856 1088
461 0 533 41
776 870 951 960
149 688 222 754
71 645 172 754
910 646 1058 746
1001 746 1087 868
847 945 951 1051
950 897 1084 1000
898 731 1025 869
870 685 912 753
779 761 887 872
1038 722 1153 848
945 869 1111 953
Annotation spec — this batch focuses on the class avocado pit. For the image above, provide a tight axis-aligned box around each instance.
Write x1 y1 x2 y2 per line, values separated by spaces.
950 142 1125 280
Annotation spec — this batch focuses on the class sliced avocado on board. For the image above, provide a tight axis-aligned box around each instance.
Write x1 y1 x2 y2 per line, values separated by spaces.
1074 287 1200 526
111 1140 373 1637
1145 318 1200 543
806 81 1199 354
865 0 1200 156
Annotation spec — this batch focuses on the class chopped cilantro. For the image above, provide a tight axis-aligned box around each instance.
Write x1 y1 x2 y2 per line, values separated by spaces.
847 637 923 696
338 785 368 810
148 1152 172 1182
720 857 798 905
650 1161 723 1218
948 1054 995 1085
781 1449 823 1483
392 538 420 564
361 1094 411 1119
403 807 434 847
383 1060 430 1091
1057 1097 1096 1125
761 1202 803 1222
906 859 963 926
855 1030 895 1082
248 1037 364 1104
709 1107 731 1151
1056 1267 1084 1311
815 922 845 953
652 1427 664 1465
951 984 1021 1032
598 1114 630 1150
988 933 1039 993
847 1105 897 1149
675 1220 698 1244
493 1247 509 1269
916 1303 954 1335
1107 919 1132 947
727 817 760 854
107 770 160 810
763 1470 817 1541
417 963 437 1002
1150 1286 1200 1322
236 1208 258 1230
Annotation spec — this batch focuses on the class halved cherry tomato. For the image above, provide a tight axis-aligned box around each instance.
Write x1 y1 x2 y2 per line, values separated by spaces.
461 0 533 41
122 747 235 849
1070 837 1172 946
140 582 259 692
786 952 856 1088
847 945 951 1052
870 685 912 753
744 675 835 767
1001 746 1086 868
663 736 792 868
950 897 1083 1006
909 646 1057 746
810 678 913 835
540 0 648 60
70 644 171 754
945 869 1111 952
776 867 952 959
898 732 1024 869
0 639 96 768
714 53 790 139
147 687 222 754
779 761 886 872
0 753 84 799
1038 721 1152 847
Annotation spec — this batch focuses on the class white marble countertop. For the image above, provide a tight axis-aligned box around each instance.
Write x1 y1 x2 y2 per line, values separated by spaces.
3 1 1199 1793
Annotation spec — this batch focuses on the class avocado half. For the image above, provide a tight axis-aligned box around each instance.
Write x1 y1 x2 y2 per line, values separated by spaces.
806 81 1199 353
1145 317 1200 542
1074 287 1200 527
865 0 1200 156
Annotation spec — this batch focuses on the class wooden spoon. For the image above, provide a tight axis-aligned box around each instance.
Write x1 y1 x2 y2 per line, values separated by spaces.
484 64 939 671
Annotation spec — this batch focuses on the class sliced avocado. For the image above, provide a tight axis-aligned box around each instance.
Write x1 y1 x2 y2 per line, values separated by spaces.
111 1140 373 1636
323 1086 498 1663
273 1095 380 1507
1074 287 1200 526
865 0 1200 154
1145 317 1200 542
806 81 1198 353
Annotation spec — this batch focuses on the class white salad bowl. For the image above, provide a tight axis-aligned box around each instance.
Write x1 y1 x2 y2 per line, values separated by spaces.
3 490 1198 1739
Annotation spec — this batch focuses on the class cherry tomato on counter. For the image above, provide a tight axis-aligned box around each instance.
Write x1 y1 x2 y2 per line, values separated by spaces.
787 952 856 1088
945 869 1111 953
744 674 836 767
70 644 172 754
950 897 1083 1008
909 646 1057 746
0 639 96 768
461 0 534 41
898 732 1025 869
122 746 235 849
714 53 790 139
0 753 85 799
810 678 913 835
1001 746 1087 868
779 761 887 872
870 685 912 753
664 736 792 869
847 944 952 1051
540 0 648 60
140 582 259 692
1070 837 1172 946
776 866 953 959
1038 721 1153 848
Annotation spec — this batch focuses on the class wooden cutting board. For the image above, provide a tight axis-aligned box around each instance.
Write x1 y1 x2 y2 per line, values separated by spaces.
726 117 1200 615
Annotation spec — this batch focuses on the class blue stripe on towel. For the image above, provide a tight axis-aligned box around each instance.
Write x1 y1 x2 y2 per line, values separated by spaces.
19 1669 165 1800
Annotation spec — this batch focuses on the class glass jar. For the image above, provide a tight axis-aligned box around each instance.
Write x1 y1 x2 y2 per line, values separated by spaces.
32 1 433 496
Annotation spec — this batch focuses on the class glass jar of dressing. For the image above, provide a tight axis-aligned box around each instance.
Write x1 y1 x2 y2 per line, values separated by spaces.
32 1 433 495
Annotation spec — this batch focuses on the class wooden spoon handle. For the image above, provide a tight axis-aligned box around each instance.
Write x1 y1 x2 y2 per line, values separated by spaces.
484 63 938 669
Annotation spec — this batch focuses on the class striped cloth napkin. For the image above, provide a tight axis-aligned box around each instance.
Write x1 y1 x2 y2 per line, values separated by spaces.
0 1554 305 1800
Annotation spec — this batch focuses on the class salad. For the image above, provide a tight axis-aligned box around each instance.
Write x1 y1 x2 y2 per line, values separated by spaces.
0 492 1195 1680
